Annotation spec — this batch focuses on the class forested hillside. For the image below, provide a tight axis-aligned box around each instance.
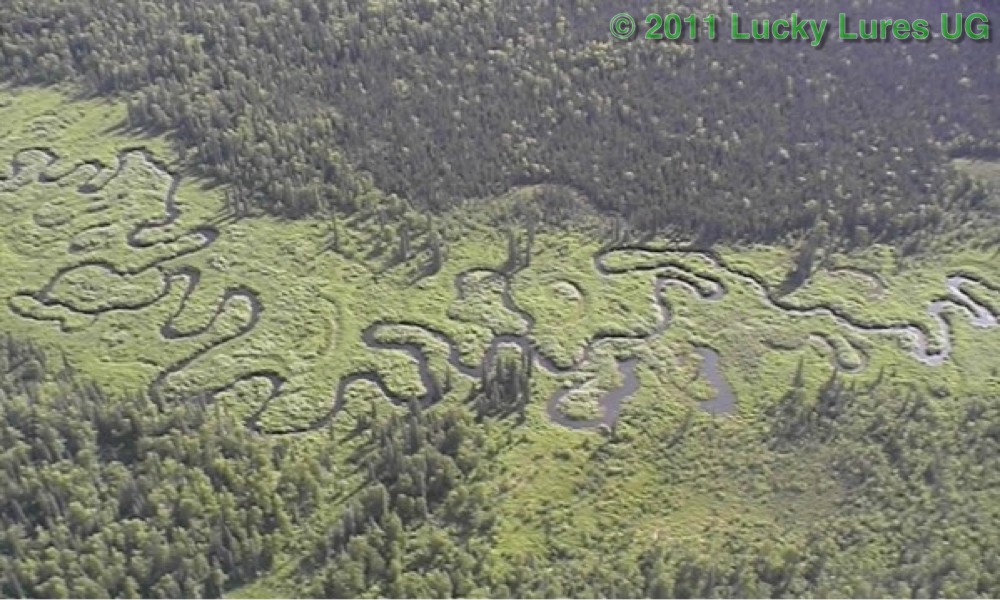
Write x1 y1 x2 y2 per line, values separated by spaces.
1 0 995 242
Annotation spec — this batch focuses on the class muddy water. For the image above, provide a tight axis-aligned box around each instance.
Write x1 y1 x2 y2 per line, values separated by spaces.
694 348 736 416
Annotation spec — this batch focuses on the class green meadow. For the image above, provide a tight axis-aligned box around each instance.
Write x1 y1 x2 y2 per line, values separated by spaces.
3 86 1000 595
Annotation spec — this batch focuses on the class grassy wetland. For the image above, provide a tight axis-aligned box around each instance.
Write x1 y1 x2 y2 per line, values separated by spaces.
3 85 1000 597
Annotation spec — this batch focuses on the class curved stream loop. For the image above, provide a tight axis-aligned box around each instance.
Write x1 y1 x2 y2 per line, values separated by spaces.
3 148 999 434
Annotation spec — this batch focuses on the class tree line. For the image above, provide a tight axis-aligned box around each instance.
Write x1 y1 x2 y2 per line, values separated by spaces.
3 328 1000 597
0 333 332 598
1 0 995 245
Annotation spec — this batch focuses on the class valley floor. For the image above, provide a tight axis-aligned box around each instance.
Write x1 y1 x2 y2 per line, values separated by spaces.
3 86 1000 597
